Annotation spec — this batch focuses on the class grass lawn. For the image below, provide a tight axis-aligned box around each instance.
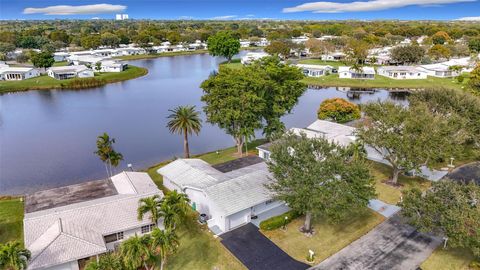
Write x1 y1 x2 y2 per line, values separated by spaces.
422 247 477 270
296 59 346 69
0 65 147 93
52 61 68 67
369 161 431 205
0 197 24 244
262 210 385 265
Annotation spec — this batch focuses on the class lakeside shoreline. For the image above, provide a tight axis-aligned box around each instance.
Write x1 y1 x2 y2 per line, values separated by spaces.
0 65 148 93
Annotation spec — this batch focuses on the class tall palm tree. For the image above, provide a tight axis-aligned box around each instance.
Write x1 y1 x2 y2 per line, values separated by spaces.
95 133 114 177
138 195 162 226
119 235 152 270
159 204 179 230
162 190 190 218
84 252 123 270
167 105 202 158
0 241 31 270
109 150 124 176
150 228 179 270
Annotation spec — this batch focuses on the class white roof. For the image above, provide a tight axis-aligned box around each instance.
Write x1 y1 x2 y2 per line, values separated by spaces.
419 63 450 72
290 120 357 147
378 66 424 73
48 65 90 73
158 160 274 216
296 64 333 70
0 67 35 74
24 172 162 270
339 66 375 74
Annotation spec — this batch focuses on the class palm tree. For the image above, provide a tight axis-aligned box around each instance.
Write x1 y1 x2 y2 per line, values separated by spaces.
167 105 202 158
162 190 190 218
119 235 152 270
150 228 179 270
109 150 124 176
138 195 162 226
159 204 179 230
84 252 123 270
0 241 31 270
95 133 113 177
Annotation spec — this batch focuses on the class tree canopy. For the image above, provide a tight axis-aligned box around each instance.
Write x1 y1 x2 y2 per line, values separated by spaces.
390 45 425 64
317 98 361 123
31 52 54 69
266 132 376 233
265 40 292 59
207 31 240 62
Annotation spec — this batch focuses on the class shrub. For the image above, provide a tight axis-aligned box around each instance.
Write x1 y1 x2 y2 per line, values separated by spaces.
317 98 361 123
259 210 301 231
456 74 464 83
66 77 106 89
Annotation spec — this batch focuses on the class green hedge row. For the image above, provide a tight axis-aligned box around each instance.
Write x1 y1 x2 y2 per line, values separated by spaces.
259 210 301 231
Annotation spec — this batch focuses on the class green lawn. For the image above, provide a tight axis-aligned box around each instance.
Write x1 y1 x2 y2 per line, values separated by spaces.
369 161 431 205
52 61 68 67
262 210 385 265
0 198 24 245
296 59 346 69
422 247 477 270
0 65 148 93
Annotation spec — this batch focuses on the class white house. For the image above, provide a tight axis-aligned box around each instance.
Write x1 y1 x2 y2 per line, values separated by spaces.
53 52 70 62
296 64 333 77
24 172 163 270
47 65 94 80
240 40 251 48
158 158 287 234
0 66 40 81
291 36 309 44
321 52 346 61
418 63 458 78
339 66 375 79
377 66 428 80
100 60 127 72
67 55 108 66
241 52 269 65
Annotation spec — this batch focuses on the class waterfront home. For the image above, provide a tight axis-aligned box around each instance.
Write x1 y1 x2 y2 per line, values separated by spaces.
320 51 346 61
158 157 287 234
93 48 121 57
0 66 40 81
291 35 309 44
47 65 94 80
100 60 127 72
24 171 164 270
240 40 251 47
67 55 109 66
296 64 334 77
241 52 270 65
377 66 428 79
339 66 375 79
254 38 270 47
53 52 70 62
418 63 458 78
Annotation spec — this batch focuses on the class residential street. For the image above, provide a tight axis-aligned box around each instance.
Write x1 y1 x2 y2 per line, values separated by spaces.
310 214 442 270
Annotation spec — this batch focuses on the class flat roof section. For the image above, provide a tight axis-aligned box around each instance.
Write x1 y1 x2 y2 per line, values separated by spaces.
25 179 118 213
212 155 264 173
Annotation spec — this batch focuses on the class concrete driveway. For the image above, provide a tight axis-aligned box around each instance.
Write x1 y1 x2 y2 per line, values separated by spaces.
221 223 309 270
310 214 442 270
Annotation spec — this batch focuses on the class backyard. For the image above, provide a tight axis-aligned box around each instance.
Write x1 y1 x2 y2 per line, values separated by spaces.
0 197 24 244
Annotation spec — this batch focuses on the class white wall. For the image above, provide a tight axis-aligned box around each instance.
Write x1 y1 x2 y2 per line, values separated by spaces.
339 71 351 79
377 69 427 79
45 260 79 270
78 70 94 78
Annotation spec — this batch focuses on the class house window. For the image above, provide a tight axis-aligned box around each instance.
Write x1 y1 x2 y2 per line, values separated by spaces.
141 224 155 234
104 232 124 243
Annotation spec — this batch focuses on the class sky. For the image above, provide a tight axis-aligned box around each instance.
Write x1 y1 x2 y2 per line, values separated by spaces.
0 0 479 21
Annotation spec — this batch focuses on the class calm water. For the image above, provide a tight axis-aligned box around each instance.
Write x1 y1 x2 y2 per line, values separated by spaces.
0 52 407 195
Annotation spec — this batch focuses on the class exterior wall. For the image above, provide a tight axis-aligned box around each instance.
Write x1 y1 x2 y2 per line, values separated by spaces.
45 261 79 270
78 70 94 78
377 69 427 80
2 70 39 81
184 188 212 217
258 149 271 161
104 223 162 251
339 71 351 79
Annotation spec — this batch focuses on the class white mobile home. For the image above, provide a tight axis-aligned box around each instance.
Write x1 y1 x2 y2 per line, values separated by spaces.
100 60 127 72
47 65 94 80
53 52 70 62
241 52 269 65
377 66 427 79
418 63 458 78
296 64 333 77
321 52 346 61
0 67 39 81
339 66 375 79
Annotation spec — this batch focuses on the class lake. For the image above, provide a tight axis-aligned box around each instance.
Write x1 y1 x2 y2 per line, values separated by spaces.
0 52 408 195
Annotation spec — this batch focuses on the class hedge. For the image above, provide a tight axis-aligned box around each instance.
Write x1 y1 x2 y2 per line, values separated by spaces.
259 210 301 230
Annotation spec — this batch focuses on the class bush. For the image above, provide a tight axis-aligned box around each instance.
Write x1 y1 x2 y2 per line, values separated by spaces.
317 98 361 123
66 77 106 89
456 74 464 83
259 210 301 231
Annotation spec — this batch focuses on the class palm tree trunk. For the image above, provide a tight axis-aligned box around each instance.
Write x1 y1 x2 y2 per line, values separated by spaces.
160 258 166 270
183 128 190 158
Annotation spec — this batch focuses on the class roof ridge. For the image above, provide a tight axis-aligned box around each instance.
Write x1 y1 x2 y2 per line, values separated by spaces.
29 220 63 262
61 230 106 250
122 171 138 194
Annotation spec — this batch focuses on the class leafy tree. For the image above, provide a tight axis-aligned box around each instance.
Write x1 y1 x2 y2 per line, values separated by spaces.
138 195 163 226
119 235 153 270
432 31 450 45
166 105 202 158
400 180 480 257
150 228 179 270
265 40 292 59
81 35 101 49
357 101 466 184
0 241 31 270
345 39 369 64
469 64 480 93
95 62 102 72
207 31 240 63
49 30 70 44
0 42 15 54
31 52 54 69
161 190 190 218
390 45 425 64
18 36 38 49
15 53 28 63
429 44 451 60
201 67 265 155
468 38 480 53
85 252 123 270
94 133 124 177
266 132 376 233
100 32 120 48
317 98 361 123
305 39 334 58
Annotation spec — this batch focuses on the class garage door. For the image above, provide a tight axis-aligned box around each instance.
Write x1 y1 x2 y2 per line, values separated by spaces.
228 211 248 230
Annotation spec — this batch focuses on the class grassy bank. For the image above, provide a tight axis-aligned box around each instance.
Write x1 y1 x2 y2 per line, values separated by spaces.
0 197 24 244
0 65 147 93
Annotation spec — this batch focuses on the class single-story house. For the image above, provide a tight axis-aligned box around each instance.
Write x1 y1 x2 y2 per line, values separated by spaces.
321 52 346 61
241 52 270 65
100 60 127 72
47 65 94 80
296 64 334 77
377 66 428 80
158 158 286 234
418 63 458 78
24 171 164 270
53 52 70 62
240 40 251 47
339 66 375 79
67 55 109 66
0 67 40 81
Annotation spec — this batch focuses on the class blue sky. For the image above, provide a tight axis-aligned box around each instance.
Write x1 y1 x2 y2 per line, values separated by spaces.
0 0 479 21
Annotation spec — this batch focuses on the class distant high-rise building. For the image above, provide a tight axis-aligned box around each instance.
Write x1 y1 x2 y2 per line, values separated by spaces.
115 14 129 20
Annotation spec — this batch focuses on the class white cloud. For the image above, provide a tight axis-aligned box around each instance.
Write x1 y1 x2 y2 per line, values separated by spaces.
23 4 126 15
211 15 237 20
178 16 194 20
283 0 475 13
456 16 480 21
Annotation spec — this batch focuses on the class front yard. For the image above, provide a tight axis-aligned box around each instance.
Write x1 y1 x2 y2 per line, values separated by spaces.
422 247 477 270
0 197 24 244
261 210 385 265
